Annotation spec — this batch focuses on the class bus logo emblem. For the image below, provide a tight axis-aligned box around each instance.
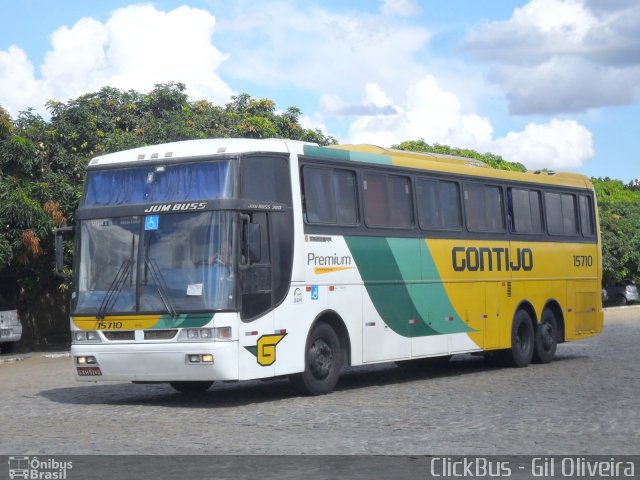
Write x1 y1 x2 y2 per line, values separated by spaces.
245 334 287 366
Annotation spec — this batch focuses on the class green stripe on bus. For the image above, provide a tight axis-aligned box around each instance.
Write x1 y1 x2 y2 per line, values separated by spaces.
345 236 471 337
387 238 472 335
345 236 437 337
152 313 213 329
303 145 391 165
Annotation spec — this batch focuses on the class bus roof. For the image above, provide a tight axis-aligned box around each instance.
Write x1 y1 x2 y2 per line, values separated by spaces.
87 138 314 167
321 144 594 190
88 138 593 190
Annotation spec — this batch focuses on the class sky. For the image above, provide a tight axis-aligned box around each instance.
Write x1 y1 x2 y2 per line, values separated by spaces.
1 0 639 182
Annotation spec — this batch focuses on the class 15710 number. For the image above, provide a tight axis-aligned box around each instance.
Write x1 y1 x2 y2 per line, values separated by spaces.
96 321 123 330
573 255 593 267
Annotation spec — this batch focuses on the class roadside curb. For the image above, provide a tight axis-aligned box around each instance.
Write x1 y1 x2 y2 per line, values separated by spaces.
0 355 28 364
0 351 70 364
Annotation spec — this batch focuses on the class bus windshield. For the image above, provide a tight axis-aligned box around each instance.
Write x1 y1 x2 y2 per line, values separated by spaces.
73 211 236 315
82 160 236 207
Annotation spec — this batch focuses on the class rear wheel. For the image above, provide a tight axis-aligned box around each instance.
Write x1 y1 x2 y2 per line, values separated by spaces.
533 309 558 364
501 310 534 368
290 322 342 395
169 381 213 393
614 295 627 307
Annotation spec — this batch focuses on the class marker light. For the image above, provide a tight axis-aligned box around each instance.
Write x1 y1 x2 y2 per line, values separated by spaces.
213 327 232 340
74 331 102 343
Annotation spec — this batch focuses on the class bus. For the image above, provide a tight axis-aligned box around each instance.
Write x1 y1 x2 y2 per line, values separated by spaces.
57 138 603 395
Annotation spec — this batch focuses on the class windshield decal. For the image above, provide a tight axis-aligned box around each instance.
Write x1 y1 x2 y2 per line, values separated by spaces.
144 215 159 230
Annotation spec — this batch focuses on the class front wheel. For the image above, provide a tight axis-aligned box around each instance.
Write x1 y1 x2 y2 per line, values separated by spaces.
502 310 534 368
290 322 342 395
533 309 558 364
169 381 213 393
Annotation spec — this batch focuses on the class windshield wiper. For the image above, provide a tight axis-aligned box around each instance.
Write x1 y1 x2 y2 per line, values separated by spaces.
96 259 132 319
96 234 135 319
144 256 177 318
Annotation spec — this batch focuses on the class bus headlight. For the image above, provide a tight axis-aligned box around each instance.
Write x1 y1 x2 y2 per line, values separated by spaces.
74 331 102 343
177 327 232 341
177 328 215 342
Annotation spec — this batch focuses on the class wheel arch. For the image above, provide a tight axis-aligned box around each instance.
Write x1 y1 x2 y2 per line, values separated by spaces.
514 300 538 330
542 299 566 343
310 309 352 367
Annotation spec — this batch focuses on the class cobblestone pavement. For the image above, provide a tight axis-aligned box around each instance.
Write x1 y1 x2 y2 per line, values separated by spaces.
1 307 638 455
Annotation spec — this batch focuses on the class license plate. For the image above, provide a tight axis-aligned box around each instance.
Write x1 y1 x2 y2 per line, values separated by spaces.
77 366 102 376
0 329 10 337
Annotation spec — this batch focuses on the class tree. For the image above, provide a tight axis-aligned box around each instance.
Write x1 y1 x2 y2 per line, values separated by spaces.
392 139 526 172
0 84 336 348
592 178 640 284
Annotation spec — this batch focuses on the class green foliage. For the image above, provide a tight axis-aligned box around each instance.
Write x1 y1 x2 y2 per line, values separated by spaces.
592 178 640 284
392 139 526 172
0 83 336 347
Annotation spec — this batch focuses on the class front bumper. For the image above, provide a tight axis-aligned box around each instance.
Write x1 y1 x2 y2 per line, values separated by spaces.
71 341 238 382
0 324 22 344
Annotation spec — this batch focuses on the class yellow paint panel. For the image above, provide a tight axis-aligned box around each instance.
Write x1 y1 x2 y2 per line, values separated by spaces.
425 238 602 349
72 315 161 331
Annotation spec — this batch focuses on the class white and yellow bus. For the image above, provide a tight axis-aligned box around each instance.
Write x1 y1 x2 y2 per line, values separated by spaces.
60 138 603 395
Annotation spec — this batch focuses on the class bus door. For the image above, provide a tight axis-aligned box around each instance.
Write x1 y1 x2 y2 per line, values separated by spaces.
237 211 275 380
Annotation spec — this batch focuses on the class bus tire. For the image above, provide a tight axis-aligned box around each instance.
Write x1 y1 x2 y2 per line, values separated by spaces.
169 381 213 393
290 322 342 396
533 309 558 364
502 310 534 368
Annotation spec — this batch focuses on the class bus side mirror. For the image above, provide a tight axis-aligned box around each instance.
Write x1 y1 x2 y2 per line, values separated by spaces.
54 226 74 278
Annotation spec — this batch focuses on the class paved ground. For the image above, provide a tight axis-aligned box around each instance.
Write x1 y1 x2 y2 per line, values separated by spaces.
1 307 639 456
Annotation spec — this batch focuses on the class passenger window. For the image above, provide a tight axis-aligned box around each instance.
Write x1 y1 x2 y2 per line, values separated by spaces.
363 173 413 228
545 192 578 235
579 195 595 237
510 188 543 234
363 173 388 226
388 176 413 227
334 170 358 224
302 166 358 225
464 184 505 232
416 179 461 230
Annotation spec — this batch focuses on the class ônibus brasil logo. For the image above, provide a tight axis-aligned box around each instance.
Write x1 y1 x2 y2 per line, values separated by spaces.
8 456 73 479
